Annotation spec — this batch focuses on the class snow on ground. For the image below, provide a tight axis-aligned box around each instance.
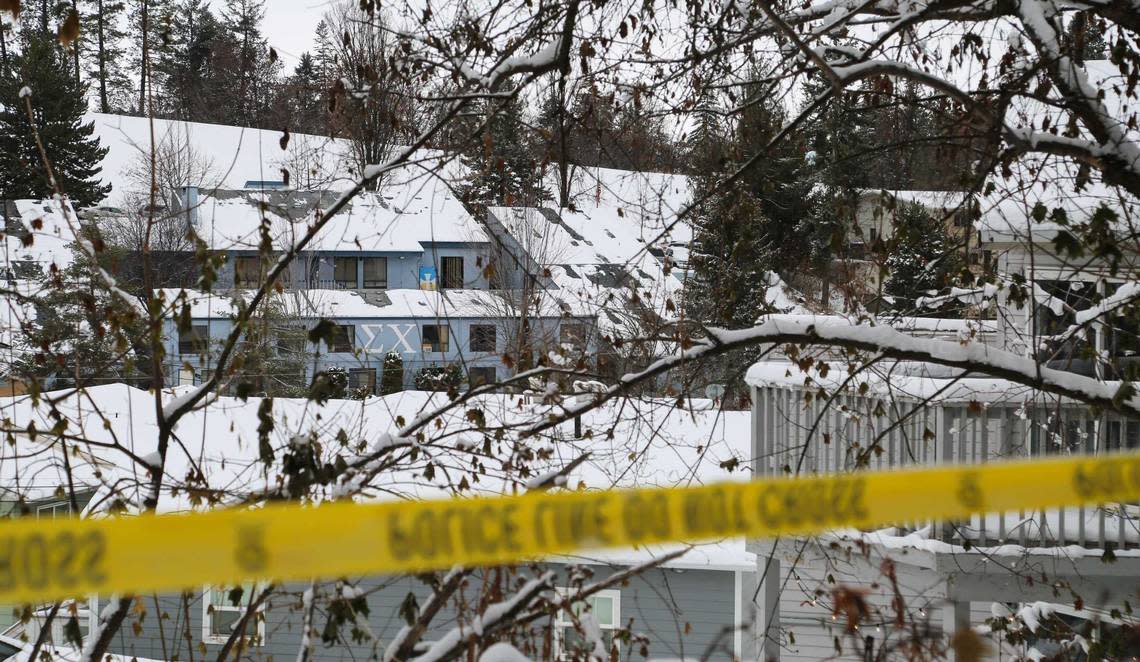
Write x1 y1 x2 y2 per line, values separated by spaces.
0 385 754 568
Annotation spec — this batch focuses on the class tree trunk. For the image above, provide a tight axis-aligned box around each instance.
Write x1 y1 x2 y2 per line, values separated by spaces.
40 0 49 33
97 0 109 112
72 2 81 84
138 0 149 115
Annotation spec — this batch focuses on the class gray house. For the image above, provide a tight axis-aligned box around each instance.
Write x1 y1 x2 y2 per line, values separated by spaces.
158 181 604 392
0 384 758 661
745 188 1140 660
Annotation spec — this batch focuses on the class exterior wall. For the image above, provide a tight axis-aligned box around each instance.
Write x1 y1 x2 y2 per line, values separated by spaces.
992 241 1127 358
82 564 739 661
164 314 598 390
750 541 989 661
216 244 494 291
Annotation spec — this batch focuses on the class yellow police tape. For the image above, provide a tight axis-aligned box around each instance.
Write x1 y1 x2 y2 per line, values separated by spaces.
0 452 1138 604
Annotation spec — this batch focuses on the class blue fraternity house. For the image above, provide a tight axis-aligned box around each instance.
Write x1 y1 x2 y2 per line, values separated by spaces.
160 182 599 391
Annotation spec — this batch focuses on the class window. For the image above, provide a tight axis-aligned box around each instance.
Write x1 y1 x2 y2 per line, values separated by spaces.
559 323 589 350
1036 281 1095 374
179 324 209 355
35 501 70 519
363 257 387 289
1104 282 1140 379
470 325 496 352
203 583 265 646
422 325 449 353
348 368 376 394
322 324 355 353
554 589 620 660
275 331 306 358
234 256 261 288
468 366 496 388
440 256 464 289
334 257 358 289
25 598 97 646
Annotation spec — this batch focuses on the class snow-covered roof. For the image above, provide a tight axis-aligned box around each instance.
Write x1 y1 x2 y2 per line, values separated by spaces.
975 179 1139 245
0 385 754 569
553 166 694 237
487 205 687 340
190 185 487 253
90 113 355 193
856 188 972 211
1 199 78 274
745 359 1034 404
975 59 1140 244
159 287 595 320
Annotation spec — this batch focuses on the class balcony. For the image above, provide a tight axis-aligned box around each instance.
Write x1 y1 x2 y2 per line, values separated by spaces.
748 360 1140 552
306 279 386 291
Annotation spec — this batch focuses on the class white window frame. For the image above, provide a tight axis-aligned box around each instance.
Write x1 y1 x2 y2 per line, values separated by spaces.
21 597 98 646
35 501 70 519
553 588 620 660
201 583 267 646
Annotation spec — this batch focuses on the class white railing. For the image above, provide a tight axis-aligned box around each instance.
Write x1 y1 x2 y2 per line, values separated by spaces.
750 369 1140 551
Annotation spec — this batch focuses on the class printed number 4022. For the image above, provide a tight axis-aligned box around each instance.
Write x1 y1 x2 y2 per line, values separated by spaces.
0 530 107 592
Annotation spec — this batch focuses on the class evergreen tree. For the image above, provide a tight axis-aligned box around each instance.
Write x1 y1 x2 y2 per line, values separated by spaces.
683 88 773 326
281 52 326 134
684 87 727 173
800 71 873 191
612 90 677 172
460 98 551 206
0 31 110 207
156 0 222 120
685 178 770 327
126 0 174 114
1067 11 1108 64
380 351 404 394
12 235 143 390
734 70 822 277
82 0 131 112
883 202 964 314
311 19 335 82
220 0 273 125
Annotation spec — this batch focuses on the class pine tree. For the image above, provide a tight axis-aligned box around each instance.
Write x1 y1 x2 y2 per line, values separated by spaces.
685 87 726 173
127 0 172 114
0 31 110 207
13 234 143 389
82 0 131 112
884 202 964 314
380 351 404 394
800 71 873 191
733 70 821 277
311 19 335 82
685 178 770 327
220 0 272 125
156 0 221 120
612 90 676 171
683 87 772 326
281 52 326 134
460 98 551 206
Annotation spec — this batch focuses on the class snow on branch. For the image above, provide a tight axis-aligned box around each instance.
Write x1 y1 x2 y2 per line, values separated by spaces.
525 315 1140 437
453 0 579 91
409 573 554 662
1016 1 1140 190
